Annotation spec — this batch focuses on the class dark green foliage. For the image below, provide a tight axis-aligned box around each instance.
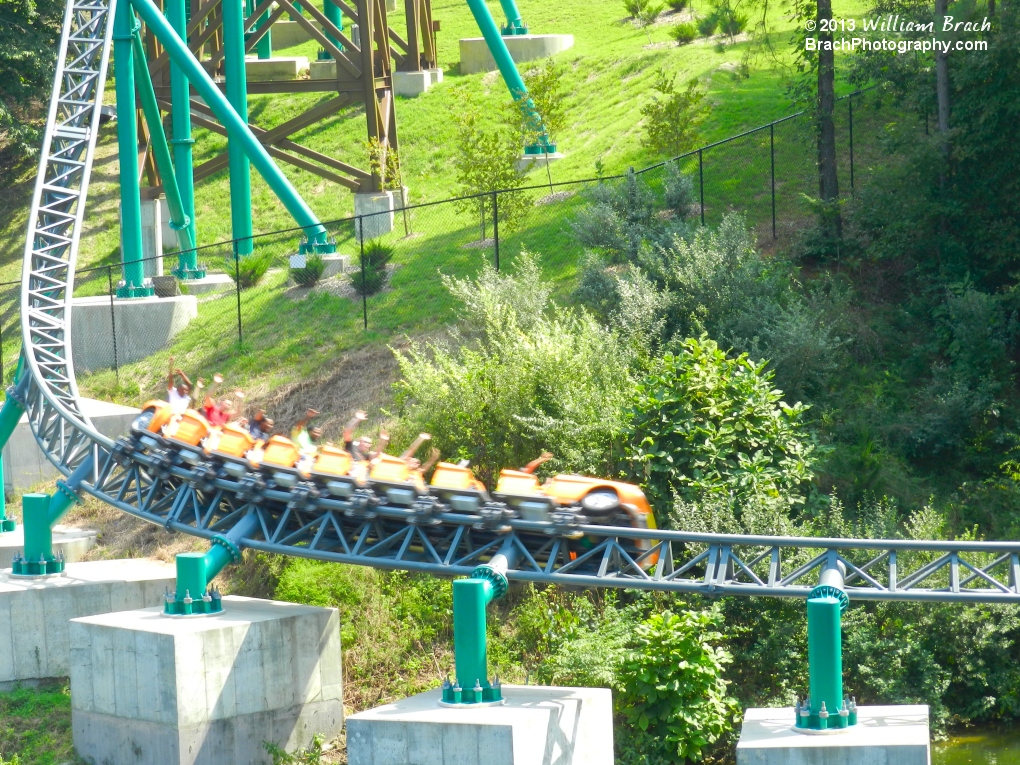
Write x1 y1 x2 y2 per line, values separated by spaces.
355 240 394 296
289 254 325 287
640 69 706 158
667 0 688 10
225 250 274 289
264 735 324 765
625 336 817 514
668 22 698 45
697 13 718 35
615 610 738 763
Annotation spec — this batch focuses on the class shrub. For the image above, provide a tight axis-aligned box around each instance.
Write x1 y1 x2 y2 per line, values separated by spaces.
663 161 696 216
640 69 706 158
615 610 738 763
289 254 325 287
667 0 688 10
668 21 697 44
354 240 394 296
623 0 650 17
393 253 635 485
697 13 718 35
624 336 818 512
572 253 620 321
720 7 748 36
225 249 274 289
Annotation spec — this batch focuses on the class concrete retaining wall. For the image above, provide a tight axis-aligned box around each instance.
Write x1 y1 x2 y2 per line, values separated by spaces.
459 34 574 75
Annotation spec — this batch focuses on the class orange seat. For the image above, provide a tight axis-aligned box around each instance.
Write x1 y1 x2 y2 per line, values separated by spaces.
214 423 255 458
431 462 485 492
495 469 543 496
313 445 353 477
140 400 174 434
370 453 412 483
168 409 210 446
262 436 301 469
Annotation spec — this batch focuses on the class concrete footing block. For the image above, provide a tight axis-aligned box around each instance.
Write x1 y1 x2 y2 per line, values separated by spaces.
354 191 400 241
459 34 574 75
70 294 197 372
310 59 336 79
2 397 139 493
0 525 97 570
180 273 236 296
347 685 613 765
245 56 310 81
0 559 175 689
70 596 344 765
736 705 931 765
393 70 431 97
516 152 565 173
268 20 322 48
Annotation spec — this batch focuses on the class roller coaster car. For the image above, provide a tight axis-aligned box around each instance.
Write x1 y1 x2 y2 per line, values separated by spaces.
208 423 258 476
368 453 429 507
429 461 492 512
131 400 174 440
309 446 366 499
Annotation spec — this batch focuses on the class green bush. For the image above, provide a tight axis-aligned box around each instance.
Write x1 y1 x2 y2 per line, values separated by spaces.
224 249 274 289
720 7 748 36
615 610 738 763
623 0 651 17
289 254 326 287
697 13 718 35
624 336 818 513
669 21 697 44
393 253 635 486
667 0 688 10
354 240 394 296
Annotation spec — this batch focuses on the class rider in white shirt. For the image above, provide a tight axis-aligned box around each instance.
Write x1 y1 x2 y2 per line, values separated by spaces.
166 356 193 414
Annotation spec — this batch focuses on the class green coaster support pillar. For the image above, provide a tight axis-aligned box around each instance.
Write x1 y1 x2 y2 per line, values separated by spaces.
497 0 527 34
113 0 154 298
0 370 28 533
795 557 857 730
11 457 94 576
0 456 12 533
166 0 201 278
222 0 254 255
321 0 344 58
464 0 553 155
164 512 258 615
443 539 518 704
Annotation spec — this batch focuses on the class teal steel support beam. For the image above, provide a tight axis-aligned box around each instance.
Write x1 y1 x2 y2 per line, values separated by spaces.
166 0 202 278
131 0 330 244
464 0 553 153
113 0 154 298
497 0 527 34
322 0 343 57
0 457 12 533
222 0 254 254
165 512 258 614
131 24 199 258
245 0 273 60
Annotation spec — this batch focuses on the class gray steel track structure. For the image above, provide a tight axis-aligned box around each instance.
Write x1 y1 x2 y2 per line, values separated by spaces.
14 0 1020 606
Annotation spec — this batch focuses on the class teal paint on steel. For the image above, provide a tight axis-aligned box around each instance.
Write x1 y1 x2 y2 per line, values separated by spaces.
497 0 527 34
452 578 494 700
246 0 273 59
166 0 200 274
0 457 12 533
130 0 328 243
166 535 239 614
222 0 254 254
807 595 843 727
324 0 343 54
13 493 65 575
131 24 197 256
464 0 552 153
113 0 149 296
0 397 26 458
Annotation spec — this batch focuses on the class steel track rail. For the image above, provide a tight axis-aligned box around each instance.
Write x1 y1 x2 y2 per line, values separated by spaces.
16 0 1020 606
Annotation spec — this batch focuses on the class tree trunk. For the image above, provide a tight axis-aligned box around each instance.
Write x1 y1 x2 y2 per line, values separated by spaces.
816 0 840 235
935 0 951 153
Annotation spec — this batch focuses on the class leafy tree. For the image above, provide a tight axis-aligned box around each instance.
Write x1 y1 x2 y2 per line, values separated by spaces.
636 2 665 43
624 336 818 513
453 94 531 241
504 59 569 145
615 610 738 763
640 69 706 158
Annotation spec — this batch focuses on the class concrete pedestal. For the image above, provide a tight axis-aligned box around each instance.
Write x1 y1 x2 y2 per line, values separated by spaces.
70 294 197 372
0 524 97 569
70 596 344 765
2 397 139 493
245 56 309 81
347 685 613 765
427 68 444 86
267 20 321 48
517 152 565 173
736 706 931 765
141 199 165 277
459 34 574 75
180 273 236 296
310 58 337 79
394 70 431 97
0 559 175 689
354 191 397 241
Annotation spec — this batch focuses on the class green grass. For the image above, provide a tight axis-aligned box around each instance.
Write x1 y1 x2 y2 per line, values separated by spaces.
0 684 76 765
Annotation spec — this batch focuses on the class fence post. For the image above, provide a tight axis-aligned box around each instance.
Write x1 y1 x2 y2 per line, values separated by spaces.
233 241 243 345
849 96 855 194
699 149 705 226
770 123 777 240
359 218 368 330
493 191 500 272
107 266 119 380
0 314 5 387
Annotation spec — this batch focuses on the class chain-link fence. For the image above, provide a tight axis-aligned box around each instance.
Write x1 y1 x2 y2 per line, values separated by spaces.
1 88 914 395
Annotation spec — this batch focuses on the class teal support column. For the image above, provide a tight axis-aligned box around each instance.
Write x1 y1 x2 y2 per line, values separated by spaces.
256 7 273 59
0 457 12 533
167 0 202 278
131 24 202 266
464 0 553 154
164 513 257 615
322 0 343 58
113 0 154 298
132 0 331 246
795 562 857 730
222 0 254 255
497 0 527 34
